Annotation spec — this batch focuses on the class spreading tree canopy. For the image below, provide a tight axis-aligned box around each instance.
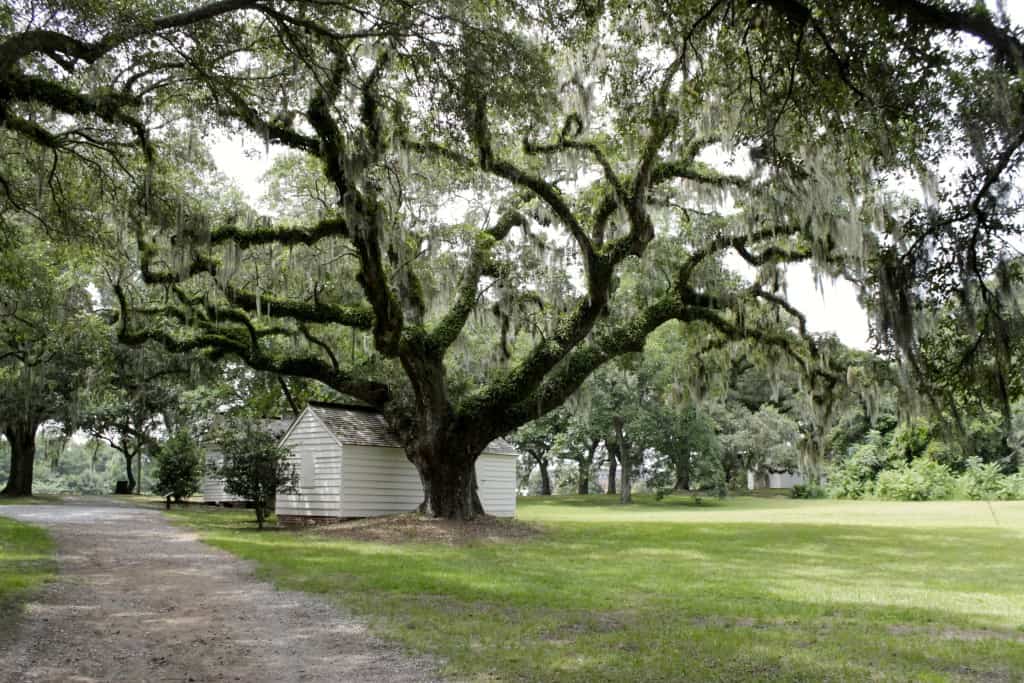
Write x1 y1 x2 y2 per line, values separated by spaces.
3 1 1023 515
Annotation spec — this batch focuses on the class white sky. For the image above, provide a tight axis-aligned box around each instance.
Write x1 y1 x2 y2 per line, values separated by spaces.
209 3 1023 352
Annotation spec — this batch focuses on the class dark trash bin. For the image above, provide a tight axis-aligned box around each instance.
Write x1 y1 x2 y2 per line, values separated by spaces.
115 480 131 494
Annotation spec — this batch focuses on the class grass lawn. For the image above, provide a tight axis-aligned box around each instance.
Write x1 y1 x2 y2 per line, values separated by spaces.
169 495 1024 682
0 515 56 623
0 494 64 506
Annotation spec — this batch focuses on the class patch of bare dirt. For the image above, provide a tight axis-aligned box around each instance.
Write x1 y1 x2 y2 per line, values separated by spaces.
310 512 543 545
888 624 1024 643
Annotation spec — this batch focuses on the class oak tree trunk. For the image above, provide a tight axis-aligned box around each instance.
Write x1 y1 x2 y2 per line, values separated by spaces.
2 420 40 497
399 356 486 520
613 417 632 504
577 462 589 495
122 451 137 494
536 456 552 496
674 465 691 492
619 454 632 504
412 444 483 520
607 451 618 495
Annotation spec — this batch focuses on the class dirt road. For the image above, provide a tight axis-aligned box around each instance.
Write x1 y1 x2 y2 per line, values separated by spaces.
0 501 437 682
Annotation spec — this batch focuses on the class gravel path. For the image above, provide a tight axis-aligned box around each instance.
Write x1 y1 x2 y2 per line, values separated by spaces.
0 501 438 682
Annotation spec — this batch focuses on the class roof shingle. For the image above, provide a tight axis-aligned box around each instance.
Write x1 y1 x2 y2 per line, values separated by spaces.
306 403 518 456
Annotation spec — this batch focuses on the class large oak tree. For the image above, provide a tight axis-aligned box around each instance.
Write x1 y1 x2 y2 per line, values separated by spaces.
3 1 1023 515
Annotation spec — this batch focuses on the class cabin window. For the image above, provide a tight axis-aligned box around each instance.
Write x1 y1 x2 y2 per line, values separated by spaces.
301 449 315 486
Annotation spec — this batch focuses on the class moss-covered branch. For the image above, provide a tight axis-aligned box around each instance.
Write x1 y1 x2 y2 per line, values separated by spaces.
428 210 526 354
472 98 598 281
4 73 150 154
208 216 349 248
0 0 259 72
223 286 374 330
307 53 404 357
114 284 391 406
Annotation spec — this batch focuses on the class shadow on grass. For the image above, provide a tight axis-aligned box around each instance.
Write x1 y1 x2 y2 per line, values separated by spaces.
0 517 56 629
521 493 730 509
0 494 64 506
175 505 1024 681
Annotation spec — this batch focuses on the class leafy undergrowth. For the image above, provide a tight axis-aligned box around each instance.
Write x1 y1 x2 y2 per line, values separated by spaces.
169 496 1024 682
0 516 56 625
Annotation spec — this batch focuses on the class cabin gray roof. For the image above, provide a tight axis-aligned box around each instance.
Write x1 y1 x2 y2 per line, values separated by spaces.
262 416 295 439
307 403 519 456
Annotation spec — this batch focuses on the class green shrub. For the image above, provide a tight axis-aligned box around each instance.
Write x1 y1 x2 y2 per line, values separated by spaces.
995 472 1024 500
956 457 1005 500
216 419 297 529
790 483 825 499
153 430 204 508
874 458 956 501
886 419 932 463
827 431 897 499
922 438 963 471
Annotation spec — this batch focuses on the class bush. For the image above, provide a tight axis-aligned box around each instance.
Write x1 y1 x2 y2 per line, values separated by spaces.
922 438 963 471
996 473 1024 500
216 419 297 529
790 483 825 499
886 419 932 463
956 457 1005 500
826 431 898 499
153 430 204 507
873 458 956 501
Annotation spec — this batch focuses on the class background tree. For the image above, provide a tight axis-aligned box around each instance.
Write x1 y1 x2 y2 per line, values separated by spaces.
508 410 569 496
80 341 196 493
552 406 603 495
0 235 99 495
715 404 799 489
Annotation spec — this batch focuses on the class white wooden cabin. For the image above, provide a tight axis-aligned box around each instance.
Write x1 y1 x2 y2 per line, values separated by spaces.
746 468 806 490
201 416 293 504
276 402 518 523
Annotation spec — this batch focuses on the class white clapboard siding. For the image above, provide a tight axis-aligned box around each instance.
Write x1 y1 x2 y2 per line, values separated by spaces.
745 469 807 490
276 410 343 518
476 453 516 517
200 447 247 503
340 445 423 517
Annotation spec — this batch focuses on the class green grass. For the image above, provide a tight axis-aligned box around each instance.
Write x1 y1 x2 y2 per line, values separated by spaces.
169 495 1024 682
0 516 56 625
0 494 63 505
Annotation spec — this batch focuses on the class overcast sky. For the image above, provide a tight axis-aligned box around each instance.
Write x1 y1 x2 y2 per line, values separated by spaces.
209 3 1023 352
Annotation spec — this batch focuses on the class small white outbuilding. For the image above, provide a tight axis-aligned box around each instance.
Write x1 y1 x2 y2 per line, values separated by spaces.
201 416 294 504
746 468 806 490
275 402 518 523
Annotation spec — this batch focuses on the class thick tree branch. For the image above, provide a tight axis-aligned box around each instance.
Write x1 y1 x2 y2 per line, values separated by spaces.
115 284 391 406
869 0 1024 69
0 0 260 72
428 210 526 353
472 98 598 280
307 53 403 356
209 216 349 247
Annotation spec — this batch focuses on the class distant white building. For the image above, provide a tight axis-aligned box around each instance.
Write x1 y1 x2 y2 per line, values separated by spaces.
746 469 806 490
275 402 518 523
201 416 293 504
